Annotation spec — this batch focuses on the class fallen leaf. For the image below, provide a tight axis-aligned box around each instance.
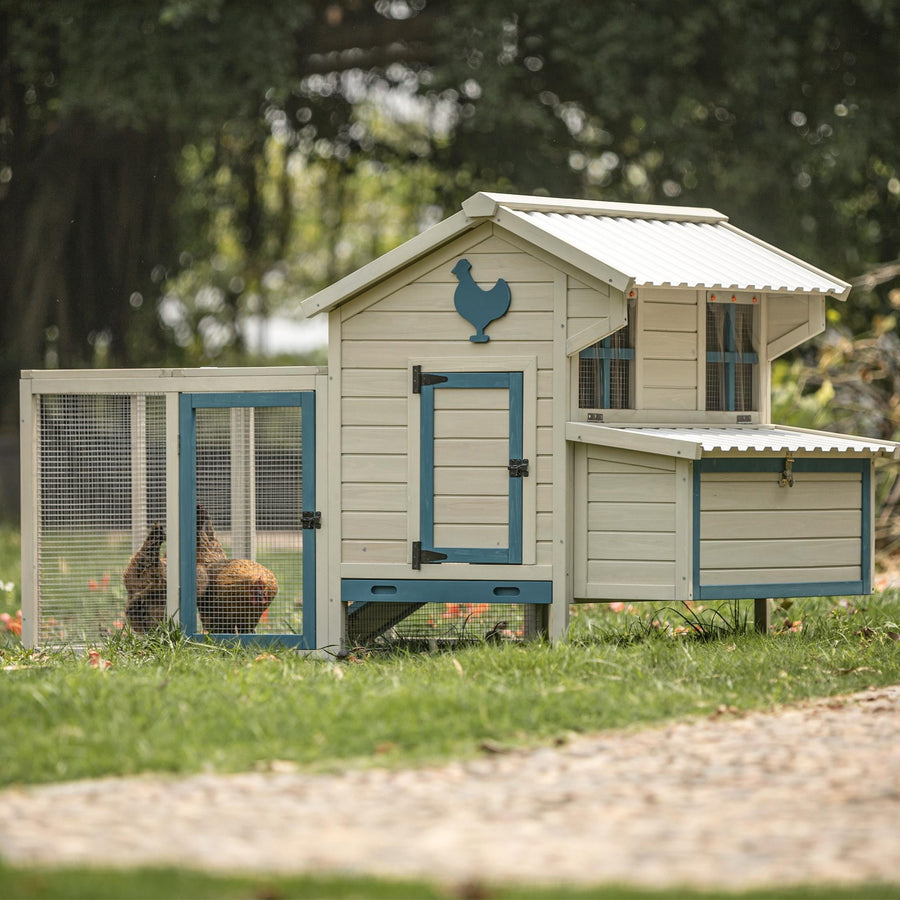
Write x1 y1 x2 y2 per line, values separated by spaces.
254 653 278 662
451 657 464 676
88 649 111 670
375 741 397 755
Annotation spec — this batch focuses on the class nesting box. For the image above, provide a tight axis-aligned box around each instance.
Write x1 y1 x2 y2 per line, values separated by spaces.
20 193 900 648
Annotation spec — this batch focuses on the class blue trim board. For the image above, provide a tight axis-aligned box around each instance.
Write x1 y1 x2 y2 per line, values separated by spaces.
179 391 316 648
418 371 524 565
692 457 872 600
343 579 552 605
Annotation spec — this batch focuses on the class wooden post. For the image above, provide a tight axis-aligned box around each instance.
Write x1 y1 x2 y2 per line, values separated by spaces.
754 598 771 634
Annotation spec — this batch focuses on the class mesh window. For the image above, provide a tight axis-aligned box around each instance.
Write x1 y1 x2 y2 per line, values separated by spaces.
578 298 636 410
194 405 304 636
347 601 541 648
37 393 166 644
706 303 756 412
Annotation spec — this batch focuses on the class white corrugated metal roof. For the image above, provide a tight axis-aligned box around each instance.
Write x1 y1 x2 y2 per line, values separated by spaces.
301 192 851 317
504 209 849 297
566 423 900 459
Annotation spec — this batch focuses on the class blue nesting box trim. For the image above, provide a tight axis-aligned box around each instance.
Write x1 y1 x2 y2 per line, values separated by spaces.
419 371 524 565
343 579 552 605
178 390 317 648
692 457 871 600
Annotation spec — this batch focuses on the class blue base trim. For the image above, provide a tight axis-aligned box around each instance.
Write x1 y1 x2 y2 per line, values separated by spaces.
343 579 552 605
698 580 866 601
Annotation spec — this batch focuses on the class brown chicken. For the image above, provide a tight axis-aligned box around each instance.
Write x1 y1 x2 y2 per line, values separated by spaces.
124 522 167 633
125 506 277 634
198 558 278 634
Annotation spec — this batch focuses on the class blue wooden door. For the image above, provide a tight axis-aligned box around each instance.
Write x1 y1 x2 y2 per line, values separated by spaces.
418 371 524 566
178 391 317 647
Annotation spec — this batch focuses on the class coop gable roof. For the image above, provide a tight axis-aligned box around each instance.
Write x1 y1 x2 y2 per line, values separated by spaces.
299 192 851 318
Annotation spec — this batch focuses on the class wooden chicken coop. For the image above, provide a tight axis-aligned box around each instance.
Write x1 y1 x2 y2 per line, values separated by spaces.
19 192 900 649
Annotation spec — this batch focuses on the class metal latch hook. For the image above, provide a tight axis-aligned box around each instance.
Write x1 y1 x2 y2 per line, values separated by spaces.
778 456 795 488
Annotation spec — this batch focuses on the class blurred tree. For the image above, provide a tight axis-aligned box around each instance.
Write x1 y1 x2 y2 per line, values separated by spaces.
2 0 899 431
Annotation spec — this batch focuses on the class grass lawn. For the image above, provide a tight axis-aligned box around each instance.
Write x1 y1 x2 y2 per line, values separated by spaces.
2 524 900 897
1 863 900 900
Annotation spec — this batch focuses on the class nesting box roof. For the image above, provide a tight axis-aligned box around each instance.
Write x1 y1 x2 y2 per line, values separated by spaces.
300 192 851 317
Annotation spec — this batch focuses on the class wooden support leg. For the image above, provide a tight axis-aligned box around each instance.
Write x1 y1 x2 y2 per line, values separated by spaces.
754 598 771 634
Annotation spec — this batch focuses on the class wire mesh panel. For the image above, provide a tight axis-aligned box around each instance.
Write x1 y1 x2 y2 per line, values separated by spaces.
36 393 166 644
706 303 757 412
191 401 306 639
347 601 539 649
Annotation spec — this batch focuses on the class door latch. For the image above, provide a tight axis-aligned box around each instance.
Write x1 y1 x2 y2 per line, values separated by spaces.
508 458 529 478
301 510 322 529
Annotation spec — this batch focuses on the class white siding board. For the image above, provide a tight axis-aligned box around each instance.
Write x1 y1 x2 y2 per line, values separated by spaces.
587 473 676 503
342 310 554 342
434 467 509 496
701 537 860 569
417 253 558 284
433 438 508 466
643 359 697 389
342 540 406 563
588 501 676 531
587 445 676 472
702 565 861 586
701 509 862 540
342 455 407 483
568 288 611 318
434 410 509 439
434 389 509 410
343 340 554 369
375 281 554 313
342 512 406 540
434 524 509 547
701 482 860 511
641 331 698 361
342 398 406 426
434 496 509 523
588 531 676 561
342 369 407 397
643 388 698 410
342 426 406 455
643 302 697 332
587 561 675 585
342 483 407 512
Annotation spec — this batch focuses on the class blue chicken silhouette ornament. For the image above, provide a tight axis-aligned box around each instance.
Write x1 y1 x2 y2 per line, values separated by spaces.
451 258 511 343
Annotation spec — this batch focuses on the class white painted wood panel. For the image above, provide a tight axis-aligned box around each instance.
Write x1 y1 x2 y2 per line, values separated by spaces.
587 473 677 503
766 296 810 343
342 454 407 483
342 398 406 426
342 483 407 512
568 288 610 318
342 539 406 563
434 388 509 410
342 426 406 455
434 496 509 523
587 560 675 585
434 524 509 547
435 467 509 496
701 509 862 540
643 302 697 332
587 531 676 561
587 445 676 472
342 369 407 397
434 410 509 439
376 281 554 313
342 340 554 369
701 537 861 569
643 359 697 389
588 502 677 531
642 388 698 409
587 456 675 476
701 481 860 511
342 511 406 540
417 253 558 284
433 438 508 466
342 310 554 342
640 331 698 361
577 583 676 602
702 565 860 586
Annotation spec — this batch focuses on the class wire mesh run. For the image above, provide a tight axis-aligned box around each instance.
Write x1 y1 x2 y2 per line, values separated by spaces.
37 393 166 644
194 405 304 636
347 601 542 649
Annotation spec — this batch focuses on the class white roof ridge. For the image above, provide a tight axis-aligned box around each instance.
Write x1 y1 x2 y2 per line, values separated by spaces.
463 191 727 224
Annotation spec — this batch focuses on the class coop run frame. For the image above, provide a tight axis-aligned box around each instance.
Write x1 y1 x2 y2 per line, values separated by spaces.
19 367 334 650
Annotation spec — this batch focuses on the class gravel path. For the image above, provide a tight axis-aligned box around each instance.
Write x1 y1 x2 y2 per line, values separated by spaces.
1 685 899 891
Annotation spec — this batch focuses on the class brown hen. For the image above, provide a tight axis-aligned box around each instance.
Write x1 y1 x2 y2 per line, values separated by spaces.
124 522 167 633
198 558 278 634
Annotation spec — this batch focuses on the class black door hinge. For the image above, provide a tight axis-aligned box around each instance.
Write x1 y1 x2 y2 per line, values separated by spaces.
301 510 322 530
412 365 449 393
411 541 448 569
508 458 529 478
